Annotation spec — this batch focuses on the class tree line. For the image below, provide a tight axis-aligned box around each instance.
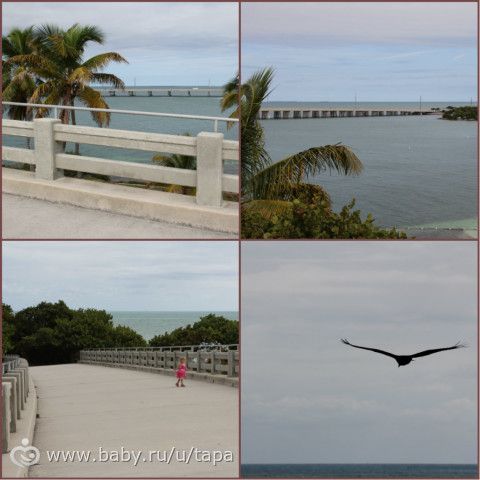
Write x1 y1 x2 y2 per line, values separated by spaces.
2 301 238 366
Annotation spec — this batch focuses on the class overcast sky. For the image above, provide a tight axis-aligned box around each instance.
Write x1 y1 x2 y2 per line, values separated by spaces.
242 2 477 101
2 2 238 86
242 242 477 464
3 242 238 311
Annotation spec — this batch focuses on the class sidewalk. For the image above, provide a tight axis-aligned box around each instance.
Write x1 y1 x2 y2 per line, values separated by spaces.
3 194 235 239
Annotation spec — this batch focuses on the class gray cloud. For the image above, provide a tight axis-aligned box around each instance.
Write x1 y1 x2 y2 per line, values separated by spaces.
2 2 238 85
243 3 476 47
3 241 238 311
241 2 476 101
241 242 477 464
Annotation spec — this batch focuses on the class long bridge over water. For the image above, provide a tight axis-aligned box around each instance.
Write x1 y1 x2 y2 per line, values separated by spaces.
258 106 442 120
99 87 223 97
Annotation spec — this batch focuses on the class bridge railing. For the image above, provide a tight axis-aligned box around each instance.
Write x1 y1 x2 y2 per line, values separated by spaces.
84 344 238 352
2 354 20 375
79 345 239 378
2 101 238 132
2 356 32 454
3 116 239 208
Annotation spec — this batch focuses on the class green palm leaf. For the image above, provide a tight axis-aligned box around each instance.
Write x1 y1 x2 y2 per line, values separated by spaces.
251 144 362 200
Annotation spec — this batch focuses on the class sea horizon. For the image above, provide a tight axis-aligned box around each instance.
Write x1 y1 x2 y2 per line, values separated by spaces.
241 463 479 479
109 310 239 340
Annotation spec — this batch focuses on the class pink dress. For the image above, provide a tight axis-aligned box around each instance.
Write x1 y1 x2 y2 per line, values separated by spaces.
176 363 186 379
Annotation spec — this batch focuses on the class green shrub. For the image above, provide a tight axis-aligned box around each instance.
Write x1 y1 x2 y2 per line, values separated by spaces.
242 198 406 239
150 314 238 347
442 106 477 121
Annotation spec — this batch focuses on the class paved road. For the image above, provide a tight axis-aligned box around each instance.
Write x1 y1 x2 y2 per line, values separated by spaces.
2 194 235 239
29 364 238 477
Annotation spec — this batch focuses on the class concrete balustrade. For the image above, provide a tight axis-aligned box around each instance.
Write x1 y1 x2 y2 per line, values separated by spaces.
79 346 239 387
2 357 35 456
3 118 239 233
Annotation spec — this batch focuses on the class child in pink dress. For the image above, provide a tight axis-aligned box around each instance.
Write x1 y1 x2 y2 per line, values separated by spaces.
176 357 187 387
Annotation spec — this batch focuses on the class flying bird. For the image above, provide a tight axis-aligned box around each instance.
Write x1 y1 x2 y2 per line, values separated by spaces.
341 339 466 367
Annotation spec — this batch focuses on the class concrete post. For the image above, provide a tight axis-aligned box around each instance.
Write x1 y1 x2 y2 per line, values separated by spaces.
2 383 11 453
34 118 63 180
2 377 18 431
227 351 235 377
196 132 224 207
197 352 202 373
210 352 215 374
3 374 21 419
4 372 24 411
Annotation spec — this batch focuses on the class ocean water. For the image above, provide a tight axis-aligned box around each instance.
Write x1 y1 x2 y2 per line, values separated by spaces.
241 463 479 478
262 102 477 232
3 88 238 174
109 310 238 340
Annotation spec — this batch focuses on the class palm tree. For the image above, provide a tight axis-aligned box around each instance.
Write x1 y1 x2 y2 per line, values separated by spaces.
222 68 363 215
6 24 128 154
2 27 37 148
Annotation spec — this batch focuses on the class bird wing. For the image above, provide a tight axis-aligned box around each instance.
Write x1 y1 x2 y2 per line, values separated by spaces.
341 339 398 359
411 342 466 358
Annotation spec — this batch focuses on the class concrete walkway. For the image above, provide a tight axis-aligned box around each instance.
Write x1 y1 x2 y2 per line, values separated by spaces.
29 364 238 477
2 194 236 239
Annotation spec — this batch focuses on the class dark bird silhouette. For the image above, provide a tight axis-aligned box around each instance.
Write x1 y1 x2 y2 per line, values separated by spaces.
341 339 466 367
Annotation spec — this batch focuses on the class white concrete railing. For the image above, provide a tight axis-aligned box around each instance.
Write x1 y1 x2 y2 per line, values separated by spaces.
3 118 239 207
2 357 32 454
80 346 239 378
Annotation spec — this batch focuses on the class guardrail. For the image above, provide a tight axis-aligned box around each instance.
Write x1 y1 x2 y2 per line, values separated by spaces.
2 356 32 455
3 117 239 208
2 354 20 375
85 344 238 352
80 345 239 378
2 101 238 133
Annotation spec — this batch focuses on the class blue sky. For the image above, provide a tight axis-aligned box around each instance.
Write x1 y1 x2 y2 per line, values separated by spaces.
242 242 477 463
3 242 238 311
2 2 238 86
242 2 477 101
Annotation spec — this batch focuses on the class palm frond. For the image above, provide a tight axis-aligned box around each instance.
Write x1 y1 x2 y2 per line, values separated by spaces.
68 66 93 83
251 144 363 200
82 52 128 71
91 73 125 89
76 85 110 126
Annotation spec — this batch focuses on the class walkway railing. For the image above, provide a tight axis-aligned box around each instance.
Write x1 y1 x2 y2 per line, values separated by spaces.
2 356 31 455
3 117 239 208
2 101 238 133
85 344 238 352
80 345 239 378
2 354 20 375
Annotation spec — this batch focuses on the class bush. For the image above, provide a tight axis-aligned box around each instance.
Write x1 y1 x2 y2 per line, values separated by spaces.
242 198 406 239
149 314 238 347
442 106 477 121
